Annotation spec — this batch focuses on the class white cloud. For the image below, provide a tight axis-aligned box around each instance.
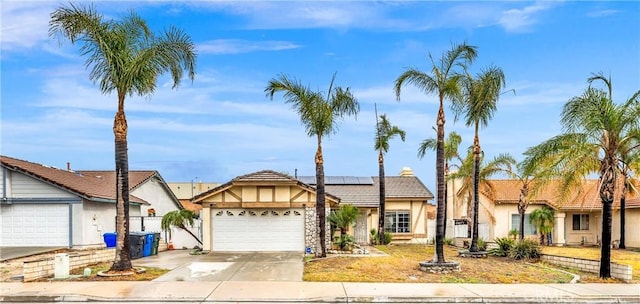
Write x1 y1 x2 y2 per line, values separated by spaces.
498 1 558 33
0 1 55 51
198 39 301 54
587 9 618 18
499 81 583 106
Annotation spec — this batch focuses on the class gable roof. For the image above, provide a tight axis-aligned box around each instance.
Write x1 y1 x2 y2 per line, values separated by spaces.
80 170 182 209
192 170 341 203
300 175 434 207
487 179 639 211
1 155 147 204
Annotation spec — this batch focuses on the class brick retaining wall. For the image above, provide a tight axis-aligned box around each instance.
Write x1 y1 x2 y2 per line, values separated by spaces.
23 248 115 282
541 254 632 282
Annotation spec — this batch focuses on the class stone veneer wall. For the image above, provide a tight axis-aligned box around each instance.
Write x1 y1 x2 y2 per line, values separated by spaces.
541 254 632 282
304 207 331 254
22 248 116 282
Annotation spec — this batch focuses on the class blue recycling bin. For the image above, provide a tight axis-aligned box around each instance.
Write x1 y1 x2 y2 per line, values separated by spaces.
103 232 116 248
142 233 154 257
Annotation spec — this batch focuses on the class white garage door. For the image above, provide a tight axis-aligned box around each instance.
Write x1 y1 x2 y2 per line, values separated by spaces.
212 209 304 252
0 204 69 246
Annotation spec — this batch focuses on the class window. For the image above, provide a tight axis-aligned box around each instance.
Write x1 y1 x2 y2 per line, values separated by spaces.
385 211 410 233
511 214 537 235
572 214 589 231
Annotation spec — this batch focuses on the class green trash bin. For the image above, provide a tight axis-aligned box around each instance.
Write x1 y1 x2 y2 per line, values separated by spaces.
151 232 160 255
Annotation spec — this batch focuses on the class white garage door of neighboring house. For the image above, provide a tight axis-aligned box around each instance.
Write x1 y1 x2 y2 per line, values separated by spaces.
0 204 69 246
212 209 304 252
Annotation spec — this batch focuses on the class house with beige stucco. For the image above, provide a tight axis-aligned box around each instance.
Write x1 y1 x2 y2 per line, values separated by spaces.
299 167 435 245
192 168 434 253
446 178 640 248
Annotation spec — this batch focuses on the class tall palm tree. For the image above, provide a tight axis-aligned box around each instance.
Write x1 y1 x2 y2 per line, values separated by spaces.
452 66 506 252
374 113 406 244
161 209 202 245
529 206 555 245
524 73 640 278
49 3 196 271
395 42 477 263
419 131 463 238
265 73 359 257
449 150 515 238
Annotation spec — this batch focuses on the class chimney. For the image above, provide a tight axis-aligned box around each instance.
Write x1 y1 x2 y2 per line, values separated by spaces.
399 167 414 176
67 162 71 171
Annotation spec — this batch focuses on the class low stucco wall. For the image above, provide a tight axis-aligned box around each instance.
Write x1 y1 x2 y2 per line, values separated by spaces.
541 254 632 282
22 248 115 282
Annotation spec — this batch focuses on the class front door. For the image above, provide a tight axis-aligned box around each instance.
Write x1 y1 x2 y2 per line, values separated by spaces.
354 210 368 244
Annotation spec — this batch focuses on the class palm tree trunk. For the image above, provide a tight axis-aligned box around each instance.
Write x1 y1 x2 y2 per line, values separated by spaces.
111 104 132 272
378 152 386 244
443 169 448 239
315 140 327 258
598 154 616 278
518 185 528 241
470 134 480 252
179 224 203 245
619 176 627 249
435 103 446 263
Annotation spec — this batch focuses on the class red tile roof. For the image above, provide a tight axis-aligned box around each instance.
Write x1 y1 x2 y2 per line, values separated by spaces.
487 179 639 211
1 155 147 204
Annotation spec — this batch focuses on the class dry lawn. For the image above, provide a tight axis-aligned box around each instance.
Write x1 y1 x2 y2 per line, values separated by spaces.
33 262 169 282
541 246 640 282
304 244 621 283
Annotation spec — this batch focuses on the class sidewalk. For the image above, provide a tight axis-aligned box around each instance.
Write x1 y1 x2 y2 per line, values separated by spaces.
1 281 638 303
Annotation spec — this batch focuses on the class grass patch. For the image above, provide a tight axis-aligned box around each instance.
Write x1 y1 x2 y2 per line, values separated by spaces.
304 244 575 283
35 262 170 282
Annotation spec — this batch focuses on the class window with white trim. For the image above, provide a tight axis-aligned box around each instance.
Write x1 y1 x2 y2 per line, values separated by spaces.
511 214 537 235
572 214 589 231
385 211 410 233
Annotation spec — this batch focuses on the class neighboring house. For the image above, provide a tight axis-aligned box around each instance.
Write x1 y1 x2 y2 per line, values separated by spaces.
80 170 183 218
0 155 146 248
192 170 340 252
446 178 640 248
167 181 220 214
299 167 435 245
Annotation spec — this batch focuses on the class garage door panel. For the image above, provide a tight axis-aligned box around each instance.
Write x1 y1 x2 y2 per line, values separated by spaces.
212 208 304 252
0 204 68 246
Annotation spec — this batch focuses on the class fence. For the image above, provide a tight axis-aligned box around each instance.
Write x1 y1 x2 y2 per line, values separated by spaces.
129 216 202 250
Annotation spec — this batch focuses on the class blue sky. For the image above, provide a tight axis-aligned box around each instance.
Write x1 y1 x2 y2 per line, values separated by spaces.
1 1 639 192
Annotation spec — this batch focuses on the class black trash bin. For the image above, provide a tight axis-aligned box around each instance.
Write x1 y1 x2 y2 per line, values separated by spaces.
129 232 146 260
151 232 160 255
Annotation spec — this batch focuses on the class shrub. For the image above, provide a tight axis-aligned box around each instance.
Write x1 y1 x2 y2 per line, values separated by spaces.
508 229 519 240
488 237 515 257
334 234 356 251
509 239 540 260
444 237 454 246
477 238 487 251
369 229 392 245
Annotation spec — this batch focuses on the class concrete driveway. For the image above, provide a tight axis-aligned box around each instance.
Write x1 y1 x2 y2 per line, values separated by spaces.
133 250 304 282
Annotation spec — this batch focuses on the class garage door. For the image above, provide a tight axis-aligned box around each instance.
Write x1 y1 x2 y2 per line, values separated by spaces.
0 204 69 246
212 209 304 252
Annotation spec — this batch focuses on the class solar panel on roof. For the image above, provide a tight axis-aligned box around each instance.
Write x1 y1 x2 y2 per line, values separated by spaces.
342 176 359 184
358 177 374 184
